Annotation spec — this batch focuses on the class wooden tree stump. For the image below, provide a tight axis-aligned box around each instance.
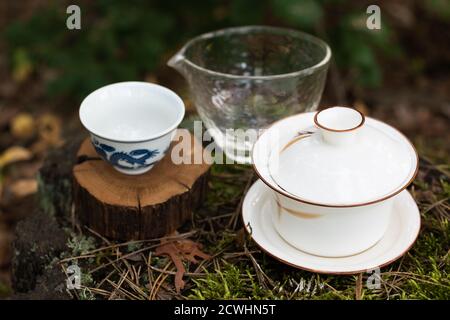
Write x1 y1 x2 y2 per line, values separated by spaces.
73 132 210 240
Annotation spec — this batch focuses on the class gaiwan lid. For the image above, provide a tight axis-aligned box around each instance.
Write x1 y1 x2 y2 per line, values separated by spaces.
268 107 418 206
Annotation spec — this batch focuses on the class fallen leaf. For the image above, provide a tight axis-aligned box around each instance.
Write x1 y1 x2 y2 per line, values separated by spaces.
8 179 37 198
155 238 211 293
10 112 35 140
0 146 32 168
37 113 64 147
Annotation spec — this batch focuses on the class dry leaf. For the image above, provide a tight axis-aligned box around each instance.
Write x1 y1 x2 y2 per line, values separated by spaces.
8 178 37 198
37 113 64 147
8 179 37 198
0 146 32 168
10 112 35 140
155 239 211 293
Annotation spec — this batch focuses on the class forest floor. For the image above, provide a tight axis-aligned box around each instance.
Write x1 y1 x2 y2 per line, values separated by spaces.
0 70 449 299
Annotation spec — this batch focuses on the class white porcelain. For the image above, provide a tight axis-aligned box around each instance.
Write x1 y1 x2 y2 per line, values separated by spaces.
242 180 421 274
252 108 418 257
79 82 185 175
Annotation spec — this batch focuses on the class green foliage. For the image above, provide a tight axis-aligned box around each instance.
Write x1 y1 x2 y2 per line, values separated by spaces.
423 0 450 20
3 0 408 101
5 2 177 100
0 282 12 298
273 0 323 29
189 262 277 299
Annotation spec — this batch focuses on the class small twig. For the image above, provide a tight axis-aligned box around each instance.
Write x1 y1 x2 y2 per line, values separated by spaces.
197 212 234 223
145 252 154 294
121 274 147 299
420 155 450 178
86 226 111 245
148 264 206 277
88 244 160 274
81 286 111 297
150 261 172 300
421 197 450 215
109 269 129 300
96 269 116 289
438 249 449 269
244 243 274 289
355 273 363 300
228 172 254 230
107 278 141 300
222 250 260 259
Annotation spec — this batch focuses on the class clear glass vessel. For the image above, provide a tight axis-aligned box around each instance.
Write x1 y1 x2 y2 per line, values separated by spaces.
168 26 331 164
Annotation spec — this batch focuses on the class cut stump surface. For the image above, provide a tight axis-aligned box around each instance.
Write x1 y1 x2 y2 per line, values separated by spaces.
73 133 210 240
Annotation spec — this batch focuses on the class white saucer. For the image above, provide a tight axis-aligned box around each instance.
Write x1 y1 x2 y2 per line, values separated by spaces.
242 180 421 274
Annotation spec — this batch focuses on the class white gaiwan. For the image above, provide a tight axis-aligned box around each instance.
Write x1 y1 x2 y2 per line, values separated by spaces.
253 106 418 257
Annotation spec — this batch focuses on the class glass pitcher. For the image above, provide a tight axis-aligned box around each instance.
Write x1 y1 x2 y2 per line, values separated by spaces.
168 26 331 164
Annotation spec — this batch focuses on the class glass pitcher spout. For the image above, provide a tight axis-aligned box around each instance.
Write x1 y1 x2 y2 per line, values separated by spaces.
167 48 188 77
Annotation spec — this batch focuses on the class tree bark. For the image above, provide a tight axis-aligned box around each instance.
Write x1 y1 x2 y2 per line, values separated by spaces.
73 133 210 240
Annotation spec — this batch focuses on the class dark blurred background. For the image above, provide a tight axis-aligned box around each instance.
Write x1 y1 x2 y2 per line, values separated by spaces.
0 0 449 159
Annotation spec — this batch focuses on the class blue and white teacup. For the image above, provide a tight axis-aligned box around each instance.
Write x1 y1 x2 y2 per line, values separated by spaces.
79 81 185 175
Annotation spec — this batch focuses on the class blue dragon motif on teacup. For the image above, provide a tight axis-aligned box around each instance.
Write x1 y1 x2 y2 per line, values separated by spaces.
92 138 161 170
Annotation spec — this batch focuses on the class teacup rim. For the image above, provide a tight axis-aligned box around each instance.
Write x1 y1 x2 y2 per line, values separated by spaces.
79 81 185 143
172 25 332 80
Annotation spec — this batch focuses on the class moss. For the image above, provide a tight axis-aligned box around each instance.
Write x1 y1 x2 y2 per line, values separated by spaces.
65 233 97 257
0 282 12 298
189 262 278 300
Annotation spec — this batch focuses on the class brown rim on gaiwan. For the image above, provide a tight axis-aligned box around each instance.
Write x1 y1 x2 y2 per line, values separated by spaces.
252 107 419 208
251 107 419 257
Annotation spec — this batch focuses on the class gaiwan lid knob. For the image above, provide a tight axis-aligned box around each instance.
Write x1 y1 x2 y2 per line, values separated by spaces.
269 106 417 206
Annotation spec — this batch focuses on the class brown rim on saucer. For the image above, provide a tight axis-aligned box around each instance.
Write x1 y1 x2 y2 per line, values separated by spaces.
251 112 420 208
244 220 421 275
241 189 421 275
314 107 365 132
